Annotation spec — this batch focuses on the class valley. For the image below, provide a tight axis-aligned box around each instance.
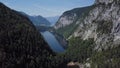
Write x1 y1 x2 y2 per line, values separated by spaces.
0 0 120 68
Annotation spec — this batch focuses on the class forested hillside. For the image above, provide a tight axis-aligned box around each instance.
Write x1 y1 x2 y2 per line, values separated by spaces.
54 0 120 68
0 3 54 68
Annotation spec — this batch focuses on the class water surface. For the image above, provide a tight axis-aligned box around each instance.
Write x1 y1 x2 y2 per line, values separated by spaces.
41 31 65 53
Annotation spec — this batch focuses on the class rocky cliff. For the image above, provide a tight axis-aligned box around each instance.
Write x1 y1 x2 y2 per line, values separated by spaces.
95 0 120 5
0 3 54 68
72 0 120 67
54 0 120 67
55 0 120 50
54 6 93 38
73 0 120 50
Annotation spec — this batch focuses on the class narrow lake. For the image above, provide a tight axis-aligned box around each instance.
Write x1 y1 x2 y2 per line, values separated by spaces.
41 31 65 53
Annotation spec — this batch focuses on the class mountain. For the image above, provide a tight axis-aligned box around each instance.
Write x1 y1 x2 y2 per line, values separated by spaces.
72 0 120 49
46 16 60 26
54 6 94 38
0 3 54 68
29 15 51 26
54 0 120 68
20 12 51 26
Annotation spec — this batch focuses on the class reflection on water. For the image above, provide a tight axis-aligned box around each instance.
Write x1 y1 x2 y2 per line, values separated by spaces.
41 31 65 53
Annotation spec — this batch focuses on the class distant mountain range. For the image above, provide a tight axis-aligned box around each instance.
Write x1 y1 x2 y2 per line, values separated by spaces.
46 16 60 26
1 0 120 68
20 12 51 26
20 12 60 27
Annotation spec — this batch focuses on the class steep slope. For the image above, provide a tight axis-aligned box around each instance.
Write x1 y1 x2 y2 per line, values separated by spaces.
0 3 54 68
73 0 120 50
72 0 120 67
53 0 120 68
20 12 51 26
54 6 94 38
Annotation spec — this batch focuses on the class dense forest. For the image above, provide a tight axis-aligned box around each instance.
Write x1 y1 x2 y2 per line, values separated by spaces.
53 0 120 68
0 3 55 68
0 0 120 68
0 3 97 68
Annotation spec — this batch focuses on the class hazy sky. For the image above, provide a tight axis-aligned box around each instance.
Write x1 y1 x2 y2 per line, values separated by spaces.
0 0 95 17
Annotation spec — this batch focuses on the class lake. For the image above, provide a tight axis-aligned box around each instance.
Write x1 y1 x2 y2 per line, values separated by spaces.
41 31 65 53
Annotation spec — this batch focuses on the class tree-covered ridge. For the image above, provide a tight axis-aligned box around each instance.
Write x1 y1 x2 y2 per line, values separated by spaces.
55 22 78 38
51 36 120 68
91 45 120 68
0 3 54 68
54 0 120 68
53 0 120 67
49 37 94 68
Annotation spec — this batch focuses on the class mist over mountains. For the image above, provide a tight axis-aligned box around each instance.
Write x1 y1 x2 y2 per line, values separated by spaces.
46 16 60 26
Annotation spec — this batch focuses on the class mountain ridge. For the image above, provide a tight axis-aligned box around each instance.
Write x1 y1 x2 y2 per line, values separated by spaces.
0 2 54 68
53 0 120 67
20 12 51 26
54 6 94 38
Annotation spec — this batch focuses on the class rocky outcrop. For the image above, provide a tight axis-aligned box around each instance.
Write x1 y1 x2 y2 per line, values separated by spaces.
70 0 120 67
67 62 84 68
95 0 114 5
95 0 120 5
54 10 77 29
54 6 93 38
54 6 93 29
73 0 120 50
54 0 120 67
0 3 54 68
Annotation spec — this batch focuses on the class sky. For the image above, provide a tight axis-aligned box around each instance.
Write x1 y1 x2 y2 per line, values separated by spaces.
0 0 95 17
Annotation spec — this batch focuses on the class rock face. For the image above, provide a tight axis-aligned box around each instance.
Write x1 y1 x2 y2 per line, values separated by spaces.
55 0 120 50
54 0 120 67
54 6 92 29
0 3 53 68
54 6 93 38
54 13 76 29
95 0 114 5
73 0 120 50
67 62 84 68
95 0 120 5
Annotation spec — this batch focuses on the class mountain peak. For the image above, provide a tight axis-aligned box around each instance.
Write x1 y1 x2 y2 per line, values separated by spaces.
95 0 118 5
